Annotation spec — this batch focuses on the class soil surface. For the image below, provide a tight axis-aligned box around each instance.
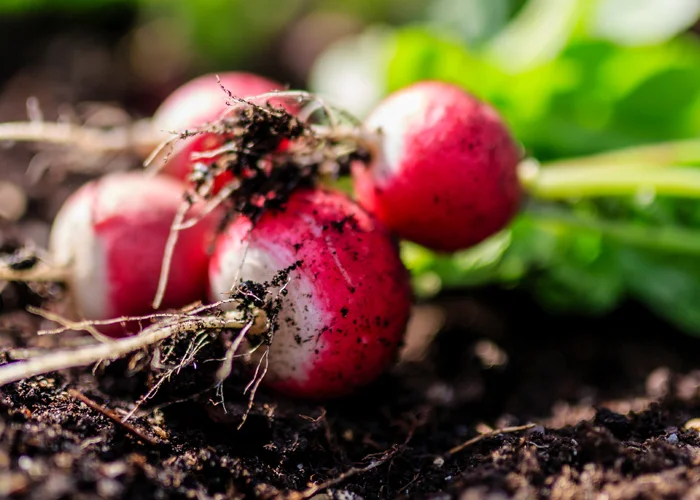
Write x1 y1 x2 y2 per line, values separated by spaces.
4 8 700 500
4 281 700 500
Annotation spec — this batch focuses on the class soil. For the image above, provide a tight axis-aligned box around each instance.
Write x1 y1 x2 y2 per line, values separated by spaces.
4 283 700 500
4 7 700 500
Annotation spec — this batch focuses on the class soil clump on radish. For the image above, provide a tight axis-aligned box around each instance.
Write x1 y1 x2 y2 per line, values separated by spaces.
167 92 370 231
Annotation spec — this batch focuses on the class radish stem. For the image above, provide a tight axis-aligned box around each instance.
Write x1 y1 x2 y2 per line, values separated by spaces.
539 138 700 169
0 263 71 283
0 119 157 156
522 163 700 200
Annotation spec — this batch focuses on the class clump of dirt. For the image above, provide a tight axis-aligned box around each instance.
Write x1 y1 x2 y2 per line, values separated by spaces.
129 261 305 409
0 240 66 315
166 92 371 233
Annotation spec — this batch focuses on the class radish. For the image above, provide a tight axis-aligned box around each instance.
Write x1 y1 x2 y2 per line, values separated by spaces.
352 80 523 253
46 171 220 337
151 71 286 191
208 187 413 399
0 186 413 402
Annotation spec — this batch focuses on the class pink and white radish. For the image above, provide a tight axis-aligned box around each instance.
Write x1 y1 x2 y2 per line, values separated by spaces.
48 171 220 337
352 80 523 253
151 71 286 191
209 187 413 399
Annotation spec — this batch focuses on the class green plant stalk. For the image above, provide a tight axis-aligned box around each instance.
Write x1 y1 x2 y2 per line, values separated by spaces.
515 138 700 255
523 163 700 199
539 138 700 168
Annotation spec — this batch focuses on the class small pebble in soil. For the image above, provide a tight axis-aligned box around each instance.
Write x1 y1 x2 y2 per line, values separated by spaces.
684 418 700 431
0 181 27 222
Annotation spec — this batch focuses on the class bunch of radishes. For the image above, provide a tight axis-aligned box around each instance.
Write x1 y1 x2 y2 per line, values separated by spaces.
0 71 522 400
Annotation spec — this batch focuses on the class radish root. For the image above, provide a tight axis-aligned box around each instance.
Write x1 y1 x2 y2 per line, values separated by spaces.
0 309 265 387
0 262 71 283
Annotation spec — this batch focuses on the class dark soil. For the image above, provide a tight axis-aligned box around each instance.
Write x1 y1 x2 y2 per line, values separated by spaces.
4 7 700 500
4 283 700 500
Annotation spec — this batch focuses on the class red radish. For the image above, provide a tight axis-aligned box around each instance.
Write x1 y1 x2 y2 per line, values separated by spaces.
352 80 523 253
49 171 220 337
152 71 286 191
208 188 413 399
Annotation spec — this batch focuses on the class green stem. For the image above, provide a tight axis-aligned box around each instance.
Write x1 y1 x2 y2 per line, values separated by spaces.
522 163 700 199
539 138 700 168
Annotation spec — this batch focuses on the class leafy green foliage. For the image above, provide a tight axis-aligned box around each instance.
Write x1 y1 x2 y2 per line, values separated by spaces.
402 194 700 335
387 28 700 161
382 5 700 334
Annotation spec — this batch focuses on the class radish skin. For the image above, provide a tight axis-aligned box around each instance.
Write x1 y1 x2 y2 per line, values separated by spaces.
352 80 523 253
49 172 220 337
208 188 413 399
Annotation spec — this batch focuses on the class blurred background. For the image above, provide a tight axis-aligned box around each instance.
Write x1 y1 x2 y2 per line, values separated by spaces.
2 0 700 335
2 0 699 151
